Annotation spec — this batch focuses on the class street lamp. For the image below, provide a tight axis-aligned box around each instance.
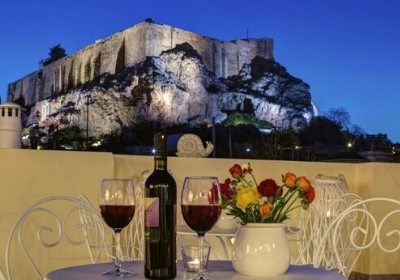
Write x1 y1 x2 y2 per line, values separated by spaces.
85 95 93 149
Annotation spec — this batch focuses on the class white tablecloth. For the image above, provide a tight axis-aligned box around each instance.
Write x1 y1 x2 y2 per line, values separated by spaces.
45 260 346 280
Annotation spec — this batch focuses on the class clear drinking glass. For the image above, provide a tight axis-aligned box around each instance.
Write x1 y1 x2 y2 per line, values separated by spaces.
99 178 136 277
181 176 222 280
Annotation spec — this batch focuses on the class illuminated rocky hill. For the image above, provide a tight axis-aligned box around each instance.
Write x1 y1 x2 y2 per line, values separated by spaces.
20 42 314 140
7 20 315 140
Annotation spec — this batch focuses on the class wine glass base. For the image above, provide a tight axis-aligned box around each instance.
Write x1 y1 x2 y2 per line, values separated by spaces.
102 269 134 277
189 274 212 280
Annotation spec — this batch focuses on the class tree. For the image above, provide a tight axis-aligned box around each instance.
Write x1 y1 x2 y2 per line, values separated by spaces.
40 43 67 67
299 116 344 146
223 112 272 129
324 107 351 130
349 124 366 137
260 128 301 160
57 125 84 149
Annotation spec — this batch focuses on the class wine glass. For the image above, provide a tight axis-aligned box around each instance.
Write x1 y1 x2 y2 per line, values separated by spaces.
181 176 222 280
99 178 136 277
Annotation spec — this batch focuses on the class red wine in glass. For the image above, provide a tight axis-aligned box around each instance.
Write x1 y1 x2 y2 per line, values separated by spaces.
99 178 136 277
99 205 135 232
181 176 222 280
181 205 221 234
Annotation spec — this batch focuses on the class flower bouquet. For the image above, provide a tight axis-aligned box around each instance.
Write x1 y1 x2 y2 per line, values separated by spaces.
213 163 315 225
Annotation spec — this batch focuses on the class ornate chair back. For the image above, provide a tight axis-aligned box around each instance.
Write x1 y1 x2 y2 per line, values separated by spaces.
4 195 110 280
287 192 364 272
314 196 400 278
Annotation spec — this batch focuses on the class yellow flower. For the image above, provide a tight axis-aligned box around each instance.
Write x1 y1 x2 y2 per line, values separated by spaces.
236 185 260 211
259 201 273 217
282 172 297 188
296 176 311 192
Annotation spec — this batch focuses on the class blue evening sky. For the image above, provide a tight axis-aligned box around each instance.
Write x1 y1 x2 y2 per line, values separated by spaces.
1 0 399 141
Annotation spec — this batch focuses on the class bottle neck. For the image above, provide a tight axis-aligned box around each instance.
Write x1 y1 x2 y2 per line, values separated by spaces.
153 132 168 171
154 157 167 171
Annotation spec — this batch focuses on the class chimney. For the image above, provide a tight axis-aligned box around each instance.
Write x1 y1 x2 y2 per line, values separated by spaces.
0 102 24 148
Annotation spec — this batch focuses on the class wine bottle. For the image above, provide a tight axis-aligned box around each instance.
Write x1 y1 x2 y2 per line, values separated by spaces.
144 132 177 279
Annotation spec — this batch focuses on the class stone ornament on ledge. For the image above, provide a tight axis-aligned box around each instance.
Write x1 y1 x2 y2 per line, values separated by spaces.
176 134 213 158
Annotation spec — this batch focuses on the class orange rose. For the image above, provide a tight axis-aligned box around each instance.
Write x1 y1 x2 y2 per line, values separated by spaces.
259 201 273 217
296 176 311 192
282 172 297 188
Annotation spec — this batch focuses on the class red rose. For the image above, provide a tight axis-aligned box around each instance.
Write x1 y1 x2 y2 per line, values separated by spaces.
219 178 235 201
305 186 315 203
209 182 220 204
229 164 243 178
224 187 236 200
257 179 282 198
220 178 231 194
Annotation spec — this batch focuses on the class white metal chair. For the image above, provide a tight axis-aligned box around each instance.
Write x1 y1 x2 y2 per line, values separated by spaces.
287 192 365 270
314 197 400 278
286 203 323 265
4 195 111 280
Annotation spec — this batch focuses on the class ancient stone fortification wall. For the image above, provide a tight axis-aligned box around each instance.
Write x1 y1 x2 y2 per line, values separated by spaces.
7 21 274 107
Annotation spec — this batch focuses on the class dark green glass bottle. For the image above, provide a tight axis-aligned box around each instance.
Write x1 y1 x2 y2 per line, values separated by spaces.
144 132 177 279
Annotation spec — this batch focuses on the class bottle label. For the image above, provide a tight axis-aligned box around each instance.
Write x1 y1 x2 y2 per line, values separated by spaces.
145 197 159 227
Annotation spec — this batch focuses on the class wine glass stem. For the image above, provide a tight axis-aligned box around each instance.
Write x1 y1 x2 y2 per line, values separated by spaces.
197 234 206 277
114 232 122 271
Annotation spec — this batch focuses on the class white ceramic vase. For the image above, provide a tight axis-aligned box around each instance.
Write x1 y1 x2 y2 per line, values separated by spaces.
232 223 290 276
215 209 239 230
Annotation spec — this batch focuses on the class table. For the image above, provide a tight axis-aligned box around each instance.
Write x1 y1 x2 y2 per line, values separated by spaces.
177 224 237 259
45 260 346 280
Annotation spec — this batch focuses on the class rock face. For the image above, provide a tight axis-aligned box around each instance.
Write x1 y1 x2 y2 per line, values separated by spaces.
25 43 315 139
